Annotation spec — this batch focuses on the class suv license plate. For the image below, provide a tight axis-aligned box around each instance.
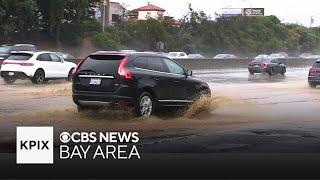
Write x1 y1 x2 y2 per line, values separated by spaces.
90 78 101 85
8 72 14 76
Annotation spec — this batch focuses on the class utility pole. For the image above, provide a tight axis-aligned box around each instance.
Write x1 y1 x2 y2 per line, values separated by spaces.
102 0 106 32
106 0 110 25
310 16 314 28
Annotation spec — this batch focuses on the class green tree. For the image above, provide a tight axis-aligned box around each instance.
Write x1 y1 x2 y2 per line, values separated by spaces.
0 0 38 41
37 0 97 48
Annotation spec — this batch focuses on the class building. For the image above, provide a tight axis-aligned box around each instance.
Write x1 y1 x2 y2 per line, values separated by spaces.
108 2 125 24
216 8 243 18
163 16 182 27
94 1 125 25
129 3 166 21
215 8 264 20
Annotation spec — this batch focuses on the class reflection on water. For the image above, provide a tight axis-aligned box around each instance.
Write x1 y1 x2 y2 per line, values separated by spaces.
248 73 286 83
194 67 309 84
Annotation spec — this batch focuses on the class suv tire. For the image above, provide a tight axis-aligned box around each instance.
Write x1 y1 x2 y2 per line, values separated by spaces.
32 69 46 84
136 92 154 117
3 77 16 84
309 82 317 88
281 67 286 75
268 68 274 76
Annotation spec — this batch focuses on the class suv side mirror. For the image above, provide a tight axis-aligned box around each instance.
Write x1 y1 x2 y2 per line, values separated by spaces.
186 69 193 77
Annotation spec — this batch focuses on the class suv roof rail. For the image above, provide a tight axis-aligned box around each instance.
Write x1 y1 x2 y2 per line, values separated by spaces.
93 51 124 55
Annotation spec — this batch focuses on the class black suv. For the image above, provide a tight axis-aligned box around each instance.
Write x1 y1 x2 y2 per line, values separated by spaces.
308 60 320 88
72 52 211 117
248 58 286 75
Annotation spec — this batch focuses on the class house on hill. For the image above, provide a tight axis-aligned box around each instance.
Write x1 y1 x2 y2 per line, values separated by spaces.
128 3 166 21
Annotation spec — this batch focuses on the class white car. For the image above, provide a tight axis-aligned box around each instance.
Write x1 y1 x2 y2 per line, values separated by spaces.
213 54 237 59
269 53 288 59
254 54 269 60
0 51 76 84
188 54 205 59
168 52 189 59
299 53 320 59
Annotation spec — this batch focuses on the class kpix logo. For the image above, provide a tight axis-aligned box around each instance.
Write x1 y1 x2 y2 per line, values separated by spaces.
16 127 53 164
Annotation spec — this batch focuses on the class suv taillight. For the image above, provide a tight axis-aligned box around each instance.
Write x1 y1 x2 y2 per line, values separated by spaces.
309 67 317 74
261 63 268 69
118 57 133 80
72 59 86 75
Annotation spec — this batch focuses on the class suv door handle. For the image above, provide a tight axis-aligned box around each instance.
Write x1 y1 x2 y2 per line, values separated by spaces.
153 77 161 81
173 80 180 83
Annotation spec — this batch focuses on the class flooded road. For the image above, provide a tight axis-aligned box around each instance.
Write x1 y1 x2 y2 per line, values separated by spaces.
1 67 320 153
196 67 309 83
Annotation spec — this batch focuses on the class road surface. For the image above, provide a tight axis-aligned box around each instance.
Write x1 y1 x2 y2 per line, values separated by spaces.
1 67 320 153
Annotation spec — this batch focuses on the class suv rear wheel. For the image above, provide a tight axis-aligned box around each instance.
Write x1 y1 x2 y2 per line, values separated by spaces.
136 92 154 117
309 82 317 88
281 67 286 75
3 77 16 84
32 69 46 84
268 68 274 76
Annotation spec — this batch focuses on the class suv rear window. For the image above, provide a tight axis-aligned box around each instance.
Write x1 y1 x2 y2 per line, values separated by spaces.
132 56 166 72
132 57 148 69
78 55 125 74
252 58 271 63
148 57 166 72
6 53 33 61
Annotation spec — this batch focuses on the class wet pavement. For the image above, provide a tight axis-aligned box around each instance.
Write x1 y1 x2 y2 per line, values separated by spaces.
195 67 309 84
1 67 320 153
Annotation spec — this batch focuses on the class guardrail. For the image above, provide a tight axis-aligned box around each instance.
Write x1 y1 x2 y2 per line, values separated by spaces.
0 58 317 70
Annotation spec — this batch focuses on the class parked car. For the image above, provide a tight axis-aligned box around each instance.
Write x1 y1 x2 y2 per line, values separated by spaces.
254 54 269 60
308 60 320 88
168 52 189 59
1 44 14 47
299 53 320 59
0 51 76 84
120 50 137 53
278 52 289 57
157 52 169 57
0 44 37 60
13 44 37 51
269 53 287 59
53 52 76 60
72 52 211 117
213 54 237 59
0 46 12 60
248 58 286 75
188 54 205 59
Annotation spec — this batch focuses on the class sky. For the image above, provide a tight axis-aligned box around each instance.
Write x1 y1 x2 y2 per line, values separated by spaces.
112 0 320 27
